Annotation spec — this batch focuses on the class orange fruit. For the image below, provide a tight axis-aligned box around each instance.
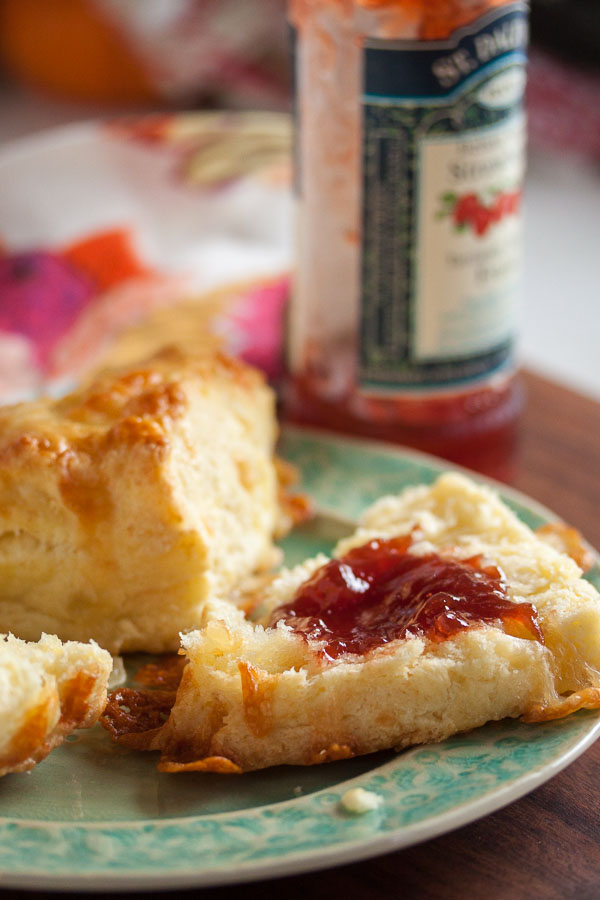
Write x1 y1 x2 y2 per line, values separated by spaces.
0 0 158 104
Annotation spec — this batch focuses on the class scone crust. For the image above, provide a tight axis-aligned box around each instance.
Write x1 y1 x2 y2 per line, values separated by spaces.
0 634 112 777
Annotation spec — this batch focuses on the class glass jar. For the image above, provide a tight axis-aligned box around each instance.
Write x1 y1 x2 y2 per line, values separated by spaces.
284 0 529 480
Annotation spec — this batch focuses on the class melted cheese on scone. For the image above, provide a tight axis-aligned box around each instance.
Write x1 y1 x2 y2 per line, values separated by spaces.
0 348 285 653
0 633 111 776
102 473 600 772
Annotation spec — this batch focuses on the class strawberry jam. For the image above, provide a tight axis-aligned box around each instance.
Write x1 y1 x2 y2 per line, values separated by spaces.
269 537 543 660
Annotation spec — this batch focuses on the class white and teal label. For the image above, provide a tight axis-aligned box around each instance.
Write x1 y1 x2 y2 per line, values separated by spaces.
359 3 528 391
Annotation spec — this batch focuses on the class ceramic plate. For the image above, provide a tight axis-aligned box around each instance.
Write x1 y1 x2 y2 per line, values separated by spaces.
1 427 599 892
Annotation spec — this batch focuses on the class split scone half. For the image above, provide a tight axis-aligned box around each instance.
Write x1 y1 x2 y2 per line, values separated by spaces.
0 633 112 776
0 347 300 654
102 473 600 772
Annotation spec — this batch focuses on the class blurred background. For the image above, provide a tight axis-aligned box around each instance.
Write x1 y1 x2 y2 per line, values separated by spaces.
0 0 598 399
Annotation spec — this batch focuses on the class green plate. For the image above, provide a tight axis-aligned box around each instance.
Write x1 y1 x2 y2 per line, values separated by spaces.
1 427 599 891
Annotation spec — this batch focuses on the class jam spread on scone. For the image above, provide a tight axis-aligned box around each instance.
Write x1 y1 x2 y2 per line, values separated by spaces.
269 537 543 659
99 474 600 773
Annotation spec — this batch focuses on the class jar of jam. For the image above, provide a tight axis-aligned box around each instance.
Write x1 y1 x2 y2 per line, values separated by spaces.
284 0 529 480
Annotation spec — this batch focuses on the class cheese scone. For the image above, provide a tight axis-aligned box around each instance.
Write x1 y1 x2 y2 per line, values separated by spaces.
0 347 292 654
102 473 600 772
0 633 111 776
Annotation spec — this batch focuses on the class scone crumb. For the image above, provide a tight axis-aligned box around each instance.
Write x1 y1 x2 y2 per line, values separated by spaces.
293 785 303 796
108 656 127 689
340 787 382 814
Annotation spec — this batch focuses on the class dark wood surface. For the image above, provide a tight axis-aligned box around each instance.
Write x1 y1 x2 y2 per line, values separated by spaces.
2 370 599 900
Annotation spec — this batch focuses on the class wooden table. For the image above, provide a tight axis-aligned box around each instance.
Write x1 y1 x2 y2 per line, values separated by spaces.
1 371 598 900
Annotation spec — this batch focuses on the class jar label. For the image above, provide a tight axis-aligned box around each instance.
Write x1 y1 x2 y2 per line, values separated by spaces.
359 3 528 391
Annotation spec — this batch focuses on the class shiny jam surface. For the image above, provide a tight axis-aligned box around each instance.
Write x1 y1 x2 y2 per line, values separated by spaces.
269 537 543 660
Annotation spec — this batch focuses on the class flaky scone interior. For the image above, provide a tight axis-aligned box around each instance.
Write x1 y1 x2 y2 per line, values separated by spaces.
102 473 600 772
0 633 112 776
0 347 304 654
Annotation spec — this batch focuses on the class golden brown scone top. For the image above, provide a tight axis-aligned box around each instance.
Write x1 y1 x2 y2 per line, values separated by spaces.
0 346 267 451
0 347 271 531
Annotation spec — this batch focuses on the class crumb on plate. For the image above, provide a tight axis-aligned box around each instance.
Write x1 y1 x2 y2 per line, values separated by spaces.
340 787 382 814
